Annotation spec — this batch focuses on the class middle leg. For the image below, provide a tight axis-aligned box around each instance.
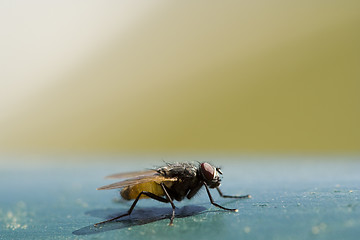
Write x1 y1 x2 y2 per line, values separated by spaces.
160 183 176 226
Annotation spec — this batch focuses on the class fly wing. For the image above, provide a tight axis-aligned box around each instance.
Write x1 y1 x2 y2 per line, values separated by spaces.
105 169 157 179
97 175 178 190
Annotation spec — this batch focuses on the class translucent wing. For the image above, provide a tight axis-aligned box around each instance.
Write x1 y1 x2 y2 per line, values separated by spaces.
97 175 178 190
105 169 157 179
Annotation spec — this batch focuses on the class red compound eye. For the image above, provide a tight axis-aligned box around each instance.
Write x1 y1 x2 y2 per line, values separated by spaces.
201 162 215 181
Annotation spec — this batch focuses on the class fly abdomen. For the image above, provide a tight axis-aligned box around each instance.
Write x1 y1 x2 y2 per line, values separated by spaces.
120 181 174 200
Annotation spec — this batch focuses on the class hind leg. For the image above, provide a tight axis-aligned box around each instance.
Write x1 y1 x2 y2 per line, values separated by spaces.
94 191 169 226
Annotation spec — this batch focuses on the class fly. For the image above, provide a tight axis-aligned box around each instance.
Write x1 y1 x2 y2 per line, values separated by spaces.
94 162 251 226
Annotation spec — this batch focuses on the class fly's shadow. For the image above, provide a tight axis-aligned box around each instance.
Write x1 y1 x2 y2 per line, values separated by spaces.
72 205 206 235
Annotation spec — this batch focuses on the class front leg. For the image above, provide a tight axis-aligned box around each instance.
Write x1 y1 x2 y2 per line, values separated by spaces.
204 183 238 212
216 187 251 199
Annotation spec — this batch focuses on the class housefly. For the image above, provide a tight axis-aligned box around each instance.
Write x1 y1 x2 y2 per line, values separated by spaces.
94 162 250 226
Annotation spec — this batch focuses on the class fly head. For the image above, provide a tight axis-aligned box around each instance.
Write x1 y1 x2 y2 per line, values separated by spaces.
199 162 222 188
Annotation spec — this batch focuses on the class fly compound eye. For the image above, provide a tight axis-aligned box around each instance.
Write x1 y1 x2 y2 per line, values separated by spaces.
200 162 215 181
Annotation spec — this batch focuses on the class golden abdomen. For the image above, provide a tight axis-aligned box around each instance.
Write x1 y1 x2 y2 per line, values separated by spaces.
121 181 173 200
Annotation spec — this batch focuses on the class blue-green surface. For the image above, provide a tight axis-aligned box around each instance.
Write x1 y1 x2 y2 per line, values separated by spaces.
0 156 359 239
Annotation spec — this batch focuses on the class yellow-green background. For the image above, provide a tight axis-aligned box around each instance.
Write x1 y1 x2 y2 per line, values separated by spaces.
1 1 359 154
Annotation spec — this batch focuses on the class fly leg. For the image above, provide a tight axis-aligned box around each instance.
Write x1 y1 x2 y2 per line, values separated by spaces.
94 191 169 227
216 187 251 199
204 183 238 212
160 183 176 226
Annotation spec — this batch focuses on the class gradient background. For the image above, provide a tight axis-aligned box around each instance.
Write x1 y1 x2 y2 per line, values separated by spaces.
1 2 360 239
1 0 360 156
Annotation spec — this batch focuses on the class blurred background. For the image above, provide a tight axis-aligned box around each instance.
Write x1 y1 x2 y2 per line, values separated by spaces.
1 2 360 238
1 0 359 157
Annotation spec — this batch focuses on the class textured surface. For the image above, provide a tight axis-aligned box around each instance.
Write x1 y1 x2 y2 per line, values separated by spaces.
0 156 359 239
